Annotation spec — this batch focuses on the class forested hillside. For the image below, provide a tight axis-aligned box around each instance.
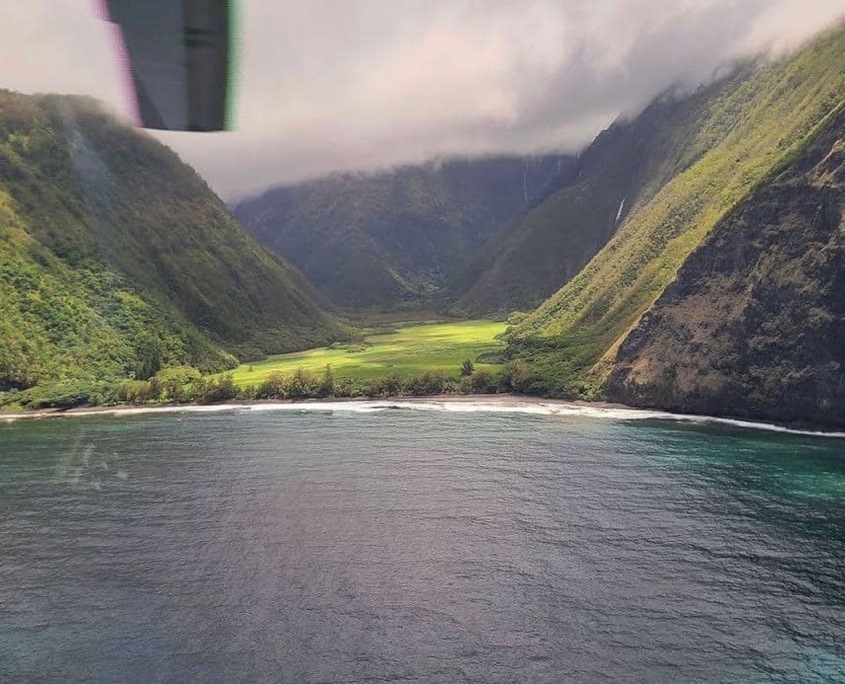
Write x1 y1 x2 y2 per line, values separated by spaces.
0 91 345 407
234 156 574 309
505 22 845 408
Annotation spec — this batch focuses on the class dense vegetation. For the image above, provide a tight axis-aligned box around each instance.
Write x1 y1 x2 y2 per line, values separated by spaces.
112 362 521 405
79 320 522 405
234 156 574 309
0 91 346 409
507 22 845 398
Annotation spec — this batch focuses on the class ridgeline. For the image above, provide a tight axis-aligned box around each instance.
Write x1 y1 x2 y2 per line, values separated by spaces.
505 22 845 428
0 91 346 408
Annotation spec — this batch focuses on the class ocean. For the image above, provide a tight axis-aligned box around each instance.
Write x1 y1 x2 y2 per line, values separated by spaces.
2 400 844 682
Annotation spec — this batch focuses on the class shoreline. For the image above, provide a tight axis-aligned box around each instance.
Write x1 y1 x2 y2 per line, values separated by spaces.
0 394 616 419
2 394 845 439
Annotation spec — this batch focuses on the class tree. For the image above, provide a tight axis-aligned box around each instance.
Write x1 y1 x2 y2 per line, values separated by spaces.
256 371 286 399
499 359 535 393
135 334 164 380
471 369 495 393
318 364 335 397
153 366 201 402
287 367 317 399
460 358 475 376
404 371 446 396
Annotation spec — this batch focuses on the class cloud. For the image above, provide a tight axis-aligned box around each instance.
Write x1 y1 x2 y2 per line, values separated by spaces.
2 1 845 199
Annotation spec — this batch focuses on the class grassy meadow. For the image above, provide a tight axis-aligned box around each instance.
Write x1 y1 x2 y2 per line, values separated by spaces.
226 320 507 388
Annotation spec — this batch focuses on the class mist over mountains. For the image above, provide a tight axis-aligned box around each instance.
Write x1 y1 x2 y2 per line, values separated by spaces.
233 155 575 309
4 2 845 198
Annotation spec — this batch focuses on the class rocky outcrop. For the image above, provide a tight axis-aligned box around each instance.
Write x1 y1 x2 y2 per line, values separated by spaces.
607 108 845 429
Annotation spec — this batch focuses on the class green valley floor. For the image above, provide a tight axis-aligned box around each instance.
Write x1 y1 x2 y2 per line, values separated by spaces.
226 320 507 386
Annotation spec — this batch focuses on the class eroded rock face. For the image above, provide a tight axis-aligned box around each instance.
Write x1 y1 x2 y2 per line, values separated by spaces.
607 110 845 429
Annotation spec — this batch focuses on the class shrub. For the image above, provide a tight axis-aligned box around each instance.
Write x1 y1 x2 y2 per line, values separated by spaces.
335 377 367 397
404 371 446 396
19 379 108 409
470 369 496 394
460 359 474 376
318 365 335 398
499 359 536 394
256 372 286 399
367 373 402 397
154 366 202 402
196 374 239 404
287 367 319 399
458 376 474 394
116 379 155 404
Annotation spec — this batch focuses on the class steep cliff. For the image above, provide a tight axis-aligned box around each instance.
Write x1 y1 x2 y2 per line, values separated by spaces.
506 23 845 403
606 105 845 429
455 65 760 316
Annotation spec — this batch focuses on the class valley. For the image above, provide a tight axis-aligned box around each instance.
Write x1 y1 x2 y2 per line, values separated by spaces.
225 319 506 388
4 22 845 430
8 6 845 683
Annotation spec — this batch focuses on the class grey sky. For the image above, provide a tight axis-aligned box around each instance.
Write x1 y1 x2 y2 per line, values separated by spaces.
2 1 845 199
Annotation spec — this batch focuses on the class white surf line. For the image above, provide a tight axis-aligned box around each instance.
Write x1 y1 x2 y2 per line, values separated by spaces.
1 404 245 422
371 400 845 438
4 399 845 439
667 413 845 439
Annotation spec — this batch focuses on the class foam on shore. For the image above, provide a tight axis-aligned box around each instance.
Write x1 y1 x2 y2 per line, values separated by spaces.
3 398 844 439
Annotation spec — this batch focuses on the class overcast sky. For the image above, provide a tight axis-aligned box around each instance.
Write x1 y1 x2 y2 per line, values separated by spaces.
2 1 845 200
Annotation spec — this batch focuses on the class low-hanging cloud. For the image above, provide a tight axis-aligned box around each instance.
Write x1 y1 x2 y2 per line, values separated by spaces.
2 1 845 199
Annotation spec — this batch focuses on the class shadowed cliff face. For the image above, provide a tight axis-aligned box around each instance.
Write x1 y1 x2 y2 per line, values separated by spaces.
607 108 845 429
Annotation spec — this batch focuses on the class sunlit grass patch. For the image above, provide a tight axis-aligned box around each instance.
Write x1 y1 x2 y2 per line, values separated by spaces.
226 320 507 387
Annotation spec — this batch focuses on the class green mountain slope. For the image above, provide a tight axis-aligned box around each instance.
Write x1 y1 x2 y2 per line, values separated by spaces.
506 23 845 397
0 91 345 403
233 156 574 309
606 104 845 429
454 66 761 316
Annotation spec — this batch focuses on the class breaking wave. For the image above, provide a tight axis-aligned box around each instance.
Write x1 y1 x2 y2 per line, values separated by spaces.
4 398 845 438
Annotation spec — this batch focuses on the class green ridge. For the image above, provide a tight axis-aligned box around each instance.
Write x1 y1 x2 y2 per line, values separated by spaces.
0 91 346 407
455 65 761 316
507 23 845 395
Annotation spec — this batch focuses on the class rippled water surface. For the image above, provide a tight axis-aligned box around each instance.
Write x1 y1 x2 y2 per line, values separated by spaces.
2 404 845 682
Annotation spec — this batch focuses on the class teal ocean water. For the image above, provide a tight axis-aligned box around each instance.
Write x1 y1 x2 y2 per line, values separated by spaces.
2 402 844 682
